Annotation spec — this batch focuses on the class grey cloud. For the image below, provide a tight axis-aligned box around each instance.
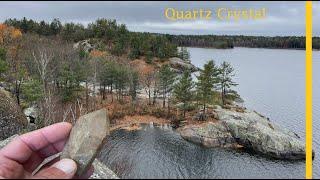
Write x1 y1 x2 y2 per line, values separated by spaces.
0 1 318 36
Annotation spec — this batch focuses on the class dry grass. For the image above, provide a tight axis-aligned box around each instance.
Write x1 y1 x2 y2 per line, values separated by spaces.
110 115 170 131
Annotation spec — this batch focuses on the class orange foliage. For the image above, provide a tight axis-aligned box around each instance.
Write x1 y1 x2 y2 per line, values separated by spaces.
11 29 22 39
0 23 22 45
130 59 155 76
0 24 5 44
90 50 106 58
0 24 7 31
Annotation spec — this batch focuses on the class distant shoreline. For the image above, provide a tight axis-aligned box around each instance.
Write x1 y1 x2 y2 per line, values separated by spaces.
183 46 320 51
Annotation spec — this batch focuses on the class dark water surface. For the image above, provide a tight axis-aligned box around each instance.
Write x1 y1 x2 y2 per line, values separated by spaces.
98 124 304 179
98 48 319 178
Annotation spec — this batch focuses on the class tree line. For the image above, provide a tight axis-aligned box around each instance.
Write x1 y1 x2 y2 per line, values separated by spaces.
163 34 320 50
4 17 178 62
5 17 320 54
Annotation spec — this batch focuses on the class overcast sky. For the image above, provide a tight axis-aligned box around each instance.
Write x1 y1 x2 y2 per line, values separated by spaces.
0 1 319 36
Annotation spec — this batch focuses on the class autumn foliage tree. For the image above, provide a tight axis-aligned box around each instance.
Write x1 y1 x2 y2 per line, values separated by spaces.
132 61 158 105
0 23 25 105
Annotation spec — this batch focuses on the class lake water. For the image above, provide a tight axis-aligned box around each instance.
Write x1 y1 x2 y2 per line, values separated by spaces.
98 47 320 178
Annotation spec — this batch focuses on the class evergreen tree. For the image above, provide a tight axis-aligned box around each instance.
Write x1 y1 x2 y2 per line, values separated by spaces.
218 61 238 105
111 39 125 56
114 65 129 101
145 50 153 64
196 60 218 114
20 17 29 33
129 70 139 107
173 70 194 117
98 61 110 100
21 78 43 104
98 61 119 102
50 18 62 35
159 64 176 111
179 47 190 62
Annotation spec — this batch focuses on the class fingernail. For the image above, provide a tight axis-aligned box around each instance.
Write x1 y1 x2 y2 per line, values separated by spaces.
52 158 77 174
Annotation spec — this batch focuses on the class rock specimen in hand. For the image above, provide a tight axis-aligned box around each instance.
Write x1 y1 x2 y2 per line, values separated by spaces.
61 109 110 176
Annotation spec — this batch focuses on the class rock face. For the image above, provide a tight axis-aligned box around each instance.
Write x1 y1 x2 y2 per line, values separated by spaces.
73 40 94 53
23 105 37 124
61 109 110 176
0 135 118 179
192 111 208 121
180 106 312 160
169 57 200 73
180 122 238 148
216 107 310 160
0 90 28 140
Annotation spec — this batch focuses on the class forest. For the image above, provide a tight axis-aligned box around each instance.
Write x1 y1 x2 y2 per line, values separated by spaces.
4 17 319 50
1 17 242 129
166 34 320 49
4 18 178 60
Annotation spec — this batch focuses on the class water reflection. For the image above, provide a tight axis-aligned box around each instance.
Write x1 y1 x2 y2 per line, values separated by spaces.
98 124 304 179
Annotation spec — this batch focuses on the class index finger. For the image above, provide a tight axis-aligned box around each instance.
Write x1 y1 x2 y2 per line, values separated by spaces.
0 122 72 163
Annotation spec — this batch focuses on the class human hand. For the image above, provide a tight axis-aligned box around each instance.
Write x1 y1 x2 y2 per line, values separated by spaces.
0 122 93 179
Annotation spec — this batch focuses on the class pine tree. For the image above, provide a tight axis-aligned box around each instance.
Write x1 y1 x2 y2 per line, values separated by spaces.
196 60 218 114
129 70 139 107
178 47 190 62
145 50 153 64
173 70 194 117
218 61 238 105
159 64 176 112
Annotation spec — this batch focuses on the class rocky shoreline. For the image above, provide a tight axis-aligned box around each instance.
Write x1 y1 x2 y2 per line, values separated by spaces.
168 57 200 73
179 105 314 160
108 104 312 161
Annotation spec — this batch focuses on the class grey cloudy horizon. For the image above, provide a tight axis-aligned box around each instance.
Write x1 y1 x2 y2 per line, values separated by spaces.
0 1 319 36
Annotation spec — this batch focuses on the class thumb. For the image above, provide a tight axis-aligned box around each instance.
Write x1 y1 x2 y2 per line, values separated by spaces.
33 159 77 179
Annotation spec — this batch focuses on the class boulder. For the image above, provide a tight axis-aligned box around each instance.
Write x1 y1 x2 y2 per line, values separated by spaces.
169 57 199 73
23 105 38 124
61 109 110 176
179 107 312 160
215 108 311 160
0 90 28 140
180 122 238 148
73 40 94 53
